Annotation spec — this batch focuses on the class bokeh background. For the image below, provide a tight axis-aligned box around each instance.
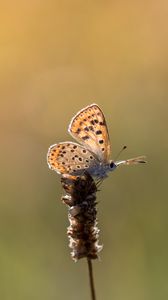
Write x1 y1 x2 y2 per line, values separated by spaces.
1 1 168 299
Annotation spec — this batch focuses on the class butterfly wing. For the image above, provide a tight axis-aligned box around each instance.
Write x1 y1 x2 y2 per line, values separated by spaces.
47 142 99 175
68 104 111 162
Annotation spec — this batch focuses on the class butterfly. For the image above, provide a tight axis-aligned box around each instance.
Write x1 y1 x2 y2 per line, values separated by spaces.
47 104 146 178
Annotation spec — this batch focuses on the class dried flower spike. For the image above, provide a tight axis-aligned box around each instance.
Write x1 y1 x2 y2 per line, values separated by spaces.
61 172 102 261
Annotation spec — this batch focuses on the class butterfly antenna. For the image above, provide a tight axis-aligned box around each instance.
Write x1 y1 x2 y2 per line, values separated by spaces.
114 145 127 161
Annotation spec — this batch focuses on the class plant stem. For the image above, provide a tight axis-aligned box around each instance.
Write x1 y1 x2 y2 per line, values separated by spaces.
87 258 96 300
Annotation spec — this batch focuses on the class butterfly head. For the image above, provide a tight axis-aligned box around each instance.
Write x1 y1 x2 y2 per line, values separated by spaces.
107 156 146 174
108 160 117 172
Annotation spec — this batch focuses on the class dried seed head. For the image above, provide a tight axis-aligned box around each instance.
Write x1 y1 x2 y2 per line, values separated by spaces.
61 172 102 261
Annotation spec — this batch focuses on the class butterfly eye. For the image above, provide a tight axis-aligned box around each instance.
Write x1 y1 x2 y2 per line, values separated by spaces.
110 161 115 169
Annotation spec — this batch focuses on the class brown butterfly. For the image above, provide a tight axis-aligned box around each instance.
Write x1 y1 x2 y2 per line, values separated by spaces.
47 104 146 178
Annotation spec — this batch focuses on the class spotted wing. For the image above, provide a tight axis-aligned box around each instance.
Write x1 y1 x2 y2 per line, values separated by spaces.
68 104 111 162
47 142 99 175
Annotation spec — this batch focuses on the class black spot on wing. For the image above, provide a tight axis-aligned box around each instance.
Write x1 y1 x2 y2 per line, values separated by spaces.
96 130 102 135
90 119 99 125
82 135 90 140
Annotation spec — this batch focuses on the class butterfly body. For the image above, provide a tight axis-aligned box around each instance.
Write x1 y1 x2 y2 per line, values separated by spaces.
47 104 146 178
81 160 117 178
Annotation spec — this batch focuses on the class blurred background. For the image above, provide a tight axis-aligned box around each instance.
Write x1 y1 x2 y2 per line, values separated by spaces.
1 1 168 299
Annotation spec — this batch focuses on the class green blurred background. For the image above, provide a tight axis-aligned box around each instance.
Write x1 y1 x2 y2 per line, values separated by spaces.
1 1 168 299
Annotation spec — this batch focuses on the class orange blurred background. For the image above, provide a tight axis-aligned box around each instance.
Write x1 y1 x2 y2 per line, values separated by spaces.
1 1 168 299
